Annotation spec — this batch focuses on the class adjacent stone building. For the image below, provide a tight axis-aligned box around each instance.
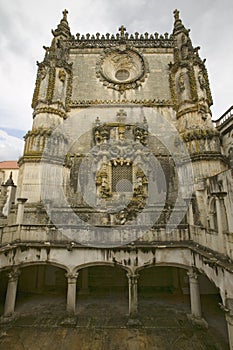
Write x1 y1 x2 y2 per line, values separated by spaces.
0 161 19 186
0 9 232 348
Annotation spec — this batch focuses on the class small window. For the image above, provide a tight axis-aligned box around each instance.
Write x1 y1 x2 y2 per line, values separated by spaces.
115 69 130 81
112 163 132 192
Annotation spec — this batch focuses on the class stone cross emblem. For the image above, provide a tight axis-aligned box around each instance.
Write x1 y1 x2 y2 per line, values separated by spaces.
119 25 126 37
173 9 180 21
117 109 127 123
63 9 68 20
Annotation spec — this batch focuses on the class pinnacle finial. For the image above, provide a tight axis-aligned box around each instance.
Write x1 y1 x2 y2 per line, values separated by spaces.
4 171 15 186
52 9 71 38
119 25 126 37
173 9 180 21
173 9 188 35
62 9 68 20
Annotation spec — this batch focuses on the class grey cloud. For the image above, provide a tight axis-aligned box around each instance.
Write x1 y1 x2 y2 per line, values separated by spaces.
0 0 232 160
0 129 24 161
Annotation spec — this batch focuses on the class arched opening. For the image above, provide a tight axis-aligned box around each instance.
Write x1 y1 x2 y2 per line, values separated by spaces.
199 274 228 344
15 264 67 316
138 266 229 347
138 266 190 315
76 265 128 322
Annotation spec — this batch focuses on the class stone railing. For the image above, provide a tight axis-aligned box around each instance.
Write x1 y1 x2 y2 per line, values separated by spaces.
1 224 232 260
213 105 233 128
0 224 190 246
189 225 231 257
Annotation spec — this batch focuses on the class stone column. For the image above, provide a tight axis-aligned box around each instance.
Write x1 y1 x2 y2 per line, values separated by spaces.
4 268 20 317
224 299 233 350
127 273 139 318
16 198 27 225
187 270 202 318
66 272 79 314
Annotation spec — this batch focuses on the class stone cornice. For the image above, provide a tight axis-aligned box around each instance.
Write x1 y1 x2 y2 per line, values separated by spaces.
33 107 67 119
189 153 227 162
69 99 172 108
181 128 220 142
18 154 43 166
24 128 53 139
18 154 65 166
0 239 232 272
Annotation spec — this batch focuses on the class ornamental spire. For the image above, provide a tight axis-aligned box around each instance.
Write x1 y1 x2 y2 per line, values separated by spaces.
173 9 189 35
52 9 71 39
4 171 15 186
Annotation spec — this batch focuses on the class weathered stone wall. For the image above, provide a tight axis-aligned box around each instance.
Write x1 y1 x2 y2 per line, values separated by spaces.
70 49 173 103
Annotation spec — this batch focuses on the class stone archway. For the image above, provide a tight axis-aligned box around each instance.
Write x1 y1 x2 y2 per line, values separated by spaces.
77 264 128 295
198 274 228 344
18 264 67 294
1 264 68 319
136 265 229 347
75 264 129 324
137 265 190 319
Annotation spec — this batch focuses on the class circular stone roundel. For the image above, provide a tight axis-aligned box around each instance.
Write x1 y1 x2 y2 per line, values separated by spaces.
97 49 148 93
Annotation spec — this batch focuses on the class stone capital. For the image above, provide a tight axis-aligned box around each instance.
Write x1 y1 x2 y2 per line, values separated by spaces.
223 299 233 324
221 305 233 325
7 268 20 282
127 273 140 284
17 198 28 204
213 192 227 199
65 272 79 283
187 270 199 281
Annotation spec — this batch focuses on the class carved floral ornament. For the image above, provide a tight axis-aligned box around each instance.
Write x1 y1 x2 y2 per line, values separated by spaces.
96 47 149 93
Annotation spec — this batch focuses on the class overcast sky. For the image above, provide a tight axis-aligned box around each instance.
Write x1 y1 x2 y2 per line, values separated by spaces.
0 0 232 160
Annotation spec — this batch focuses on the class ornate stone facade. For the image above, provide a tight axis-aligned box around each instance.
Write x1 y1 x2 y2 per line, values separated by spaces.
0 9 233 348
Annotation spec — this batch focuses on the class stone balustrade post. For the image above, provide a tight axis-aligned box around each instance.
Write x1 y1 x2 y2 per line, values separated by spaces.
16 198 27 225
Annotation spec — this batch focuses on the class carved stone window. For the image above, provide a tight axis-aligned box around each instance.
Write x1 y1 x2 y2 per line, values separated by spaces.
112 163 133 192
96 48 149 93
208 198 218 231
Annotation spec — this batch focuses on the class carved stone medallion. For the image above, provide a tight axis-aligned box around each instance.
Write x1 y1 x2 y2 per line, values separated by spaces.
97 48 149 93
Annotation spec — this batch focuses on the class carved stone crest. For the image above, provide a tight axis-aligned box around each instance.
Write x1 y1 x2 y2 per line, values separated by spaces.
96 48 149 93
